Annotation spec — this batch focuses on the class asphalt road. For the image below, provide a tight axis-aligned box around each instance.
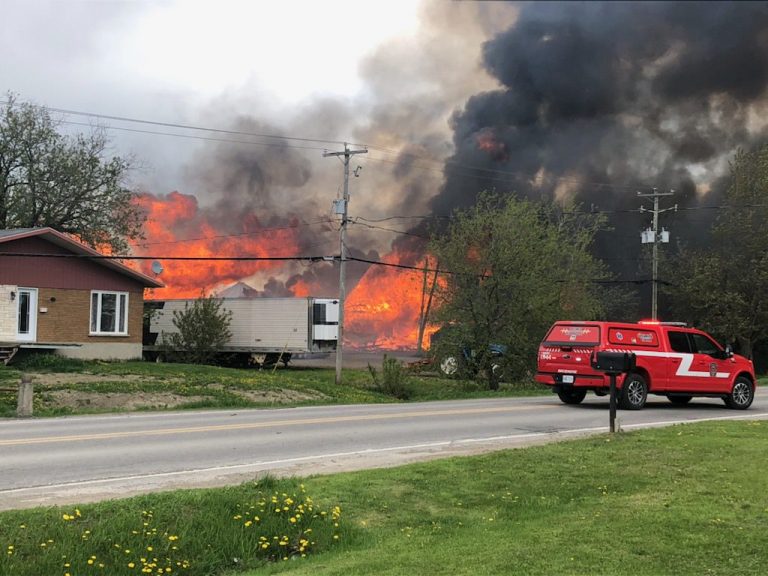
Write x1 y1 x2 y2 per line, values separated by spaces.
1 389 767 510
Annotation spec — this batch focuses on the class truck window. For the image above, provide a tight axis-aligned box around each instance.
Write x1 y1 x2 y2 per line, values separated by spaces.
668 331 692 353
545 324 600 346
690 333 720 355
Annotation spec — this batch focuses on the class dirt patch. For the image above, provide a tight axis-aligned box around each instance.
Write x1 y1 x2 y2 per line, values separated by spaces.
45 390 207 411
31 373 167 386
233 388 328 403
24 372 327 411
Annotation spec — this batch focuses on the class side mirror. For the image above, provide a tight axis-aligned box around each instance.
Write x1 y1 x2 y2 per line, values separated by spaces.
724 344 734 358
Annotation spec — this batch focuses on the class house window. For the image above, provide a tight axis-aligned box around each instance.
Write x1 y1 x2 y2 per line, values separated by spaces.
90 291 129 335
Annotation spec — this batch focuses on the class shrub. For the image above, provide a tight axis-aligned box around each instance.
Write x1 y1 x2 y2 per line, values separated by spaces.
367 354 412 399
163 295 232 365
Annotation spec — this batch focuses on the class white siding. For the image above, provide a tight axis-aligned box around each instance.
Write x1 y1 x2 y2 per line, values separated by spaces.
0 285 18 342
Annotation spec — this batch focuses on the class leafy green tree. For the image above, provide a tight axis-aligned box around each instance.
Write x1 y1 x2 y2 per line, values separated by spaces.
429 193 609 388
0 93 144 252
164 295 233 365
670 145 768 358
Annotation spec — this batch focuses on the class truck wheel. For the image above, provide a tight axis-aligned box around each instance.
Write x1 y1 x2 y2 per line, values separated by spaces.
439 355 459 377
668 395 692 405
724 377 754 410
557 388 587 405
619 373 647 410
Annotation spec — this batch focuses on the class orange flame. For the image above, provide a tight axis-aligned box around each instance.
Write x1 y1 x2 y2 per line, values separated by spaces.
131 192 437 349
345 250 440 350
133 191 303 299
476 128 508 162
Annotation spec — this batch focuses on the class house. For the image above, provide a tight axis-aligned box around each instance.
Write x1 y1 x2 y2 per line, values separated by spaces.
215 281 260 299
0 227 163 363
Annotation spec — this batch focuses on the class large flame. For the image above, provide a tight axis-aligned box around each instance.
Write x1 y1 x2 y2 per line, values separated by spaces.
345 250 440 350
131 192 435 349
133 191 304 298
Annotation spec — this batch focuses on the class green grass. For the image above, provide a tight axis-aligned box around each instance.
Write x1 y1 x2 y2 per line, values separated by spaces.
254 420 768 576
0 355 543 417
0 477 344 576
1 421 766 575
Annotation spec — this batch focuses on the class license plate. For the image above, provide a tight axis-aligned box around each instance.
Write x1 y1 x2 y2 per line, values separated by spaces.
562 375 574 384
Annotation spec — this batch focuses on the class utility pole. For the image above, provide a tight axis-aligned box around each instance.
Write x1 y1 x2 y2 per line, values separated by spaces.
324 143 367 385
638 188 676 320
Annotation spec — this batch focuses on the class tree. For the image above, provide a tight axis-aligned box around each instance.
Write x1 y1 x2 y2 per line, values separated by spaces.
164 295 233 365
429 192 609 388
669 145 768 358
0 93 144 252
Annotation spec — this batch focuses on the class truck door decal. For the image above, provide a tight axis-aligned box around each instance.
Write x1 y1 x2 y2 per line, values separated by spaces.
630 350 731 379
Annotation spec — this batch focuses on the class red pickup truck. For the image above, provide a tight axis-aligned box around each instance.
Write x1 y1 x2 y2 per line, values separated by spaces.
535 321 756 410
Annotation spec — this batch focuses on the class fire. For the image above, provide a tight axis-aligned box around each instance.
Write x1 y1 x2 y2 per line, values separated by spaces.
345 249 440 350
475 128 508 162
130 191 438 349
132 191 304 299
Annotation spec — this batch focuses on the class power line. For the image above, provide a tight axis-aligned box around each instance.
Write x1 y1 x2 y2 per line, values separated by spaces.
2 100 354 147
9 98 660 194
0 253 329 262
61 121 331 153
131 218 336 247
349 219 430 239
0 250 667 284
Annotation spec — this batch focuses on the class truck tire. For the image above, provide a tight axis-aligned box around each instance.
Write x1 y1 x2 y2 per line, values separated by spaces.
619 373 647 410
667 395 692 405
724 377 754 410
557 388 587 405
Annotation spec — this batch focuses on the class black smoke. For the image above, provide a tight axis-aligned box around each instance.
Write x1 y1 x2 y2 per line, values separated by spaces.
435 1 768 317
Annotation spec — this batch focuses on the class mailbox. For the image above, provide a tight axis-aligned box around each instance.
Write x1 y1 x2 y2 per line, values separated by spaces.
591 351 636 374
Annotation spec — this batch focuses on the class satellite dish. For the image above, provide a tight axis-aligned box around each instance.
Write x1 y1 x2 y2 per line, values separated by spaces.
151 261 164 275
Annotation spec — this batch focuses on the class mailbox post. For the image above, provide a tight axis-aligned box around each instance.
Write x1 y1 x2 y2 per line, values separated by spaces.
590 352 636 433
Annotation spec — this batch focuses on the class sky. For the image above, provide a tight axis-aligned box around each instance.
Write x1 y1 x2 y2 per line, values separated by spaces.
1 0 508 197
3 1 768 344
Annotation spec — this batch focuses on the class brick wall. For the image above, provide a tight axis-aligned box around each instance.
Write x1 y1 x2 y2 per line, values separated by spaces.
36 288 144 344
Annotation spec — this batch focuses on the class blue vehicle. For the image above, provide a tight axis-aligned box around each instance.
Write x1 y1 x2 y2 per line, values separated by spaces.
430 328 507 379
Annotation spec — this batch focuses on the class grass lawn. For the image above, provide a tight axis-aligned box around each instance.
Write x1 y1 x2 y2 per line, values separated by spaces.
1 420 766 575
0 354 544 417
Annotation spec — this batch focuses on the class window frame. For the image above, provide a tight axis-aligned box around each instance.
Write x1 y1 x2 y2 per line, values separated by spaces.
89 290 130 336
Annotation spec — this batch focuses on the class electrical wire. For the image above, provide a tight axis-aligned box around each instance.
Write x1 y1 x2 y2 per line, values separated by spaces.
0 100 355 147
131 218 336 247
61 120 332 153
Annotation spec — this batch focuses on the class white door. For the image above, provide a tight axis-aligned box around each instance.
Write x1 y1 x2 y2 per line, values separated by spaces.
16 288 38 342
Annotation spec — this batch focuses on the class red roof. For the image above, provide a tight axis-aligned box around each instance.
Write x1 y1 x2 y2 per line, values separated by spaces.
0 228 163 288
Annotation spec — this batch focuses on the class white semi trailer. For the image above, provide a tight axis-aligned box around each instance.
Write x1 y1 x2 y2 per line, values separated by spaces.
143 297 339 366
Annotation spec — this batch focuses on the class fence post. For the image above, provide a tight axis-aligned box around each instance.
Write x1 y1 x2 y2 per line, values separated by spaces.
17 373 33 417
